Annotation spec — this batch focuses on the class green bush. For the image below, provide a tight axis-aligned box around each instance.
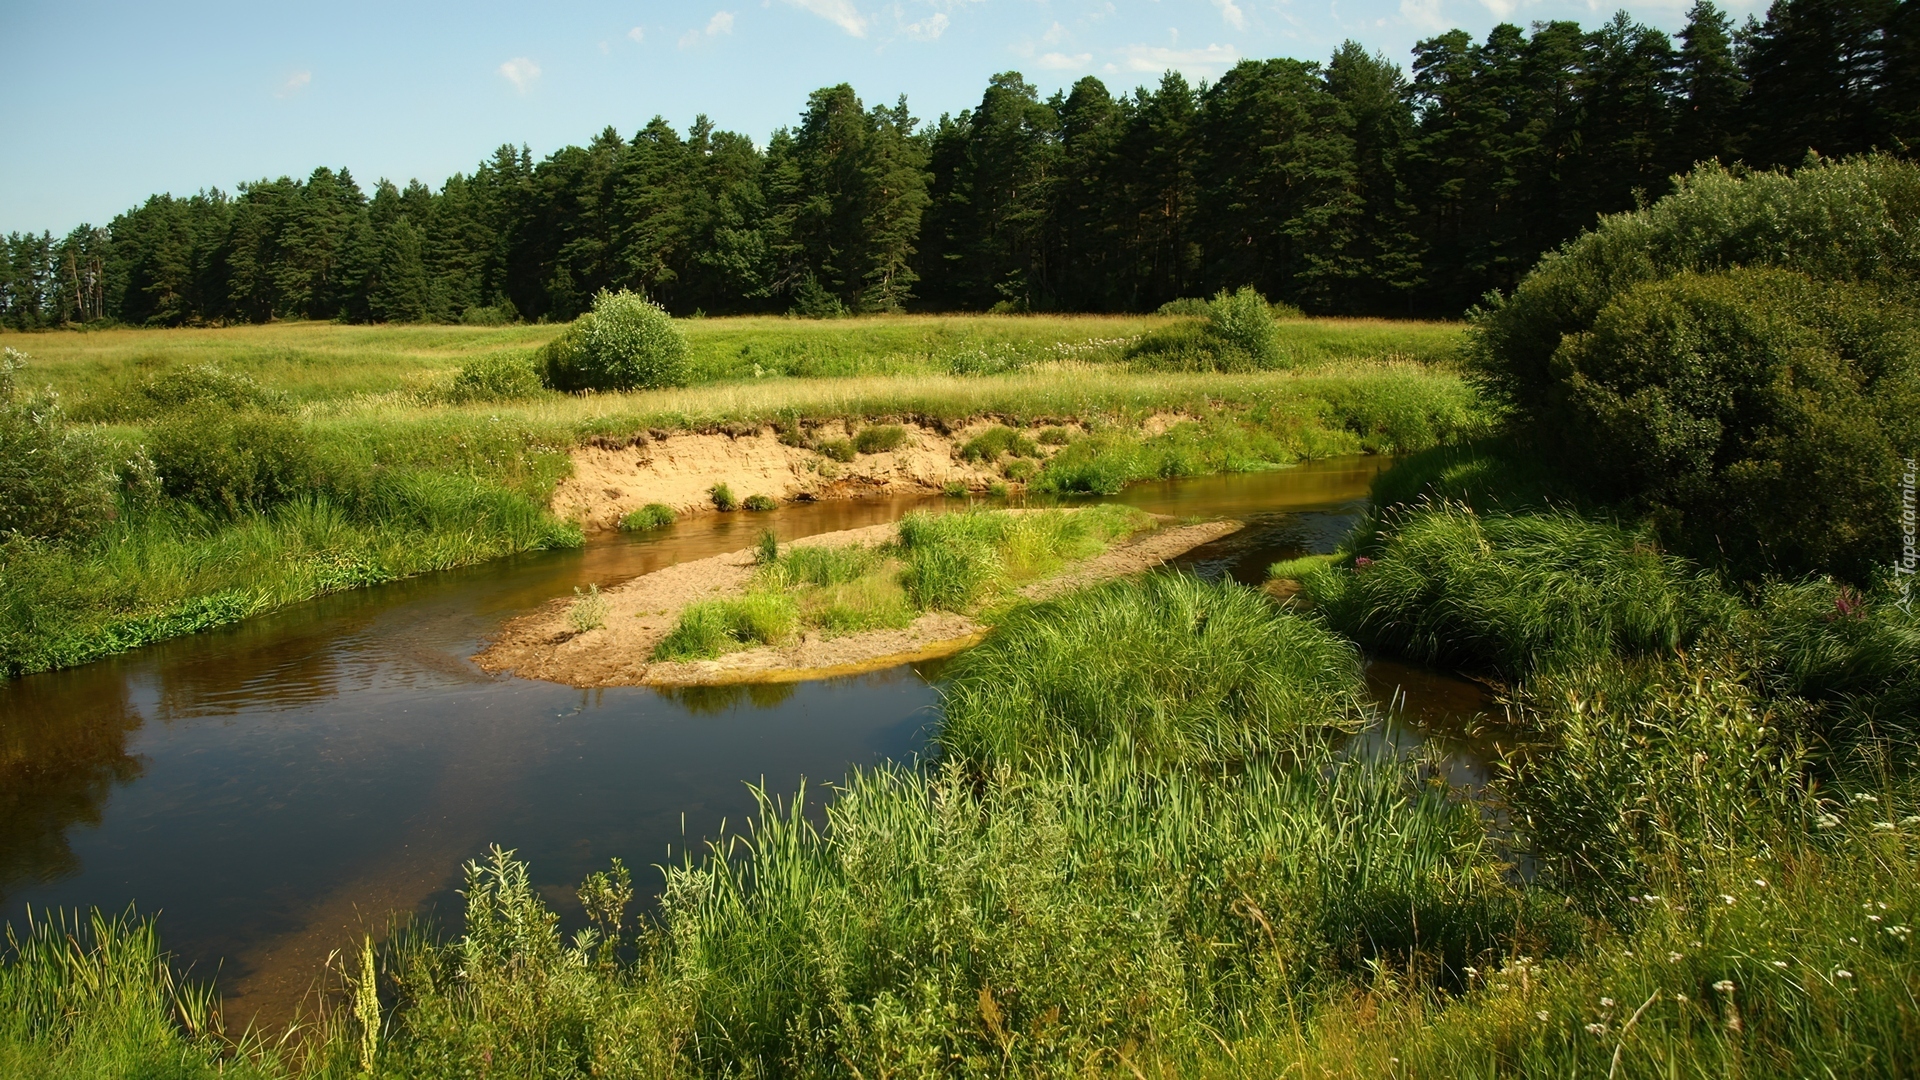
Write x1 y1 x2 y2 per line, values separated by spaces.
1155 296 1211 316
450 352 544 402
853 424 908 454
1207 286 1284 369
814 437 855 462
138 364 282 414
619 503 675 531
741 494 776 511
1469 155 1920 582
1751 579 1920 748
940 573 1366 768
1003 458 1037 482
541 290 688 392
709 483 736 512
1305 503 1735 678
0 350 118 542
148 411 315 518
960 425 1039 462
1549 269 1919 582
653 593 798 660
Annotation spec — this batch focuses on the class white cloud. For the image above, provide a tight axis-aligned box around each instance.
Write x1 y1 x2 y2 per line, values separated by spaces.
783 0 868 37
1398 0 1449 30
680 11 734 47
275 70 311 98
1479 0 1518 15
904 11 948 39
1213 0 1247 29
1111 43 1239 77
1042 20 1068 45
1037 51 1092 70
497 57 539 93
627 25 645 43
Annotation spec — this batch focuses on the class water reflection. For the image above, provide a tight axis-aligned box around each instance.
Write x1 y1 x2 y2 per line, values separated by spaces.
0 668 144 898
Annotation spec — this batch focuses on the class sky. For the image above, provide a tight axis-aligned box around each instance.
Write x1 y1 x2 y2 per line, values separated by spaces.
0 0 1767 236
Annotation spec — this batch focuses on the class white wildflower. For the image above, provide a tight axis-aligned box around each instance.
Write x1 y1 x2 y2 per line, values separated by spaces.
1713 979 1735 992
1585 1023 1607 1035
1835 969 1853 979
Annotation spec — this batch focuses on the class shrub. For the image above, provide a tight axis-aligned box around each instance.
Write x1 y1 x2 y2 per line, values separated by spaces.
653 593 797 660
960 425 1039 462
769 543 875 587
1155 296 1211 316
1548 269 1919 582
619 503 675 531
741 494 776 511
709 483 737 512
814 438 855 462
755 529 780 565
148 411 315 517
1750 579 1920 748
1003 458 1037 482
939 573 1367 768
541 290 688 392
450 352 544 402
0 349 118 542
853 424 907 454
568 584 608 632
1304 503 1735 678
941 481 967 498
1037 427 1072 446
1207 286 1284 369
138 364 282 413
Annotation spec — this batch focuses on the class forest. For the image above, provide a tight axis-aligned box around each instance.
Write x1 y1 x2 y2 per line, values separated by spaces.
4 0 1916 328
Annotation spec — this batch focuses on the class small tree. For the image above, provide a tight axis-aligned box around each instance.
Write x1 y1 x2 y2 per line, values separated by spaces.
0 348 117 542
1207 287 1284 369
542 290 689 392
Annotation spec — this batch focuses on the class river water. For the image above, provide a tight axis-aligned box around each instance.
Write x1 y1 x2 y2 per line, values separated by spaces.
0 456 1499 1022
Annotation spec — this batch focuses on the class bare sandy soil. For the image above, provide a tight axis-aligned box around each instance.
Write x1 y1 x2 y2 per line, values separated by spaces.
551 418 1102 531
474 517 1242 688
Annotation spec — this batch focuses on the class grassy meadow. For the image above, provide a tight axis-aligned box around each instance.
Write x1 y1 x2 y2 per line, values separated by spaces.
0 313 1478 679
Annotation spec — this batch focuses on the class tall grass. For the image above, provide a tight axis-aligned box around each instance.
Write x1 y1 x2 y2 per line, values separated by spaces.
1303 502 1735 678
938 574 1368 768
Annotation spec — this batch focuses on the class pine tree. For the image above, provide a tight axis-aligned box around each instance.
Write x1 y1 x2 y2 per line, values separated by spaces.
1675 1 1744 168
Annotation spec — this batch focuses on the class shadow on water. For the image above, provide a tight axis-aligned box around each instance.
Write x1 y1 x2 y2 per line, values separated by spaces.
0 455 1498 1023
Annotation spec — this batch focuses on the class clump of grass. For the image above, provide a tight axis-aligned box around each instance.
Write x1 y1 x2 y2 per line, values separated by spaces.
1038 426 1072 446
894 505 1144 612
754 528 779 565
939 573 1367 767
567 584 609 632
941 480 968 498
708 483 737 512
960 425 1039 462
652 592 798 660
853 424 908 454
1304 503 1736 678
815 437 855 462
1003 458 1037 482
1267 553 1338 580
741 494 776 511
619 503 676 531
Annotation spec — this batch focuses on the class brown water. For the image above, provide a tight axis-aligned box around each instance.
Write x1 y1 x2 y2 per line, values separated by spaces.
0 455 1495 1022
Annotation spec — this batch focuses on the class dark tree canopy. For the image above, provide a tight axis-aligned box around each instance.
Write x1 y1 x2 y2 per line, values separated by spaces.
3 0 1912 329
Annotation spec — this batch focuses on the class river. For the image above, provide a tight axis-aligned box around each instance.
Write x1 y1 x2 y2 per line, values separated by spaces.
0 456 1500 1023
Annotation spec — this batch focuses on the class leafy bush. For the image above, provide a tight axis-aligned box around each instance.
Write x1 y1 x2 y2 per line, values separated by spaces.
653 593 797 660
1155 296 1211 316
138 364 282 414
619 503 675 531
940 574 1366 768
450 352 544 402
1470 155 1920 582
541 290 688 392
1548 269 1919 582
741 494 776 511
1305 503 1735 677
567 584 608 632
1003 458 1037 482
960 425 1038 462
708 483 736 512
0 350 118 542
853 424 907 454
148 412 315 517
1207 285 1284 368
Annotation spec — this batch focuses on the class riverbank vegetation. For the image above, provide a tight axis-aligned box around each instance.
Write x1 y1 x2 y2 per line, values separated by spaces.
0 308 1478 679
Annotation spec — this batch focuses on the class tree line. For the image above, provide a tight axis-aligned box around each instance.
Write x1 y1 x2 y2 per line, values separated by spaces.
3 0 1914 329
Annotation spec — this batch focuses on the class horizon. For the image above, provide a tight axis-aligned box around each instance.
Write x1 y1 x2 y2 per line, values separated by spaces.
1 0 1758 236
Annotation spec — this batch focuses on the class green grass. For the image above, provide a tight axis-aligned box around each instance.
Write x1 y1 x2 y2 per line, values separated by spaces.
938 573 1368 768
651 593 799 661
619 502 676 531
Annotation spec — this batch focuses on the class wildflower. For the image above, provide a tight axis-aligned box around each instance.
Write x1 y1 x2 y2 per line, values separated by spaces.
1536 1011 1550 1022
1890 926 1913 941
1815 813 1841 829
1850 936 1859 943
1713 980 1736 993
1721 894 1736 905
1869 914 1883 922
1675 993 1689 1003
1600 997 1615 1008
1835 970 1853 979
1903 816 1919 826
1353 556 1374 571
1852 793 1878 804
1773 960 1789 969
1753 878 1769 888
1668 952 1684 963
1463 966 1478 979
1585 1023 1607 1036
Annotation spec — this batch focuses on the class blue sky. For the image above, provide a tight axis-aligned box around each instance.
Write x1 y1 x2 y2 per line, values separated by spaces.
1 0 1763 235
